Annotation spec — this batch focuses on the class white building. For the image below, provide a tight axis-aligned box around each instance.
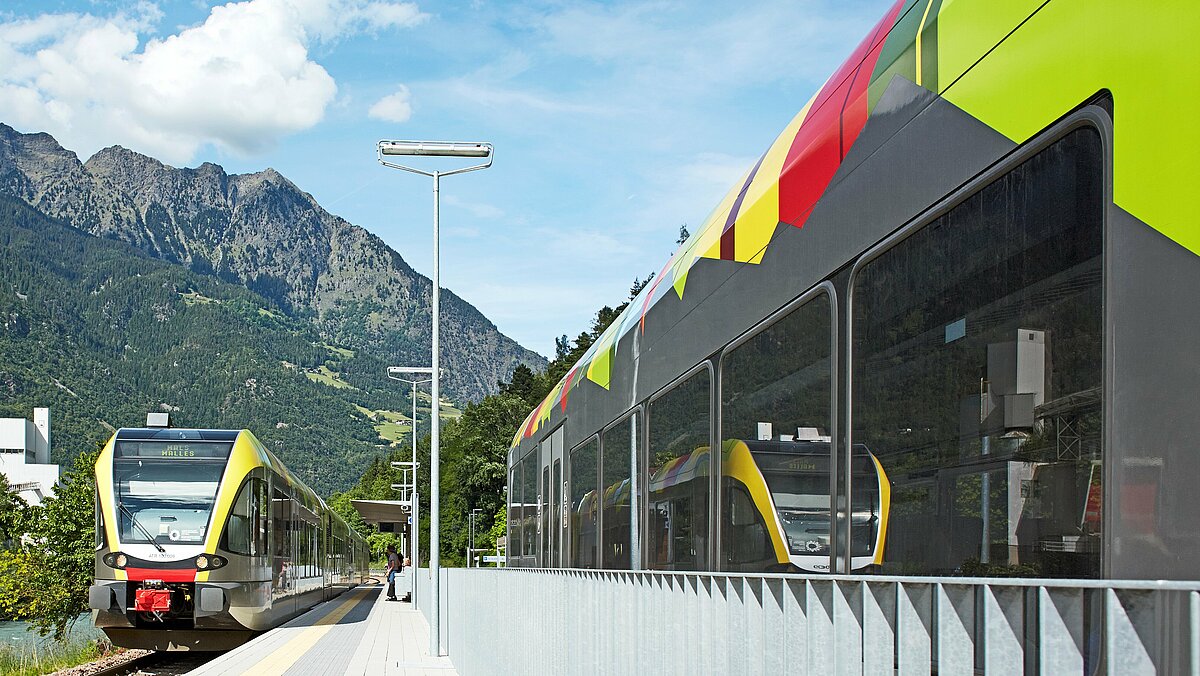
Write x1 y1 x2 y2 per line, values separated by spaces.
0 408 60 506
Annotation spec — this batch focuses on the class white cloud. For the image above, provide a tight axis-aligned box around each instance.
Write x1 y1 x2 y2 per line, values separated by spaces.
368 85 413 123
0 0 425 164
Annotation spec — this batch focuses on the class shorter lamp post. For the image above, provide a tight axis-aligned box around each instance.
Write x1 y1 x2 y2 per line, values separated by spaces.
386 366 433 600
468 508 482 567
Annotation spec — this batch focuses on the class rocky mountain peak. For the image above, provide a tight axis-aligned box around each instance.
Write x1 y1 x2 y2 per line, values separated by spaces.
0 123 546 401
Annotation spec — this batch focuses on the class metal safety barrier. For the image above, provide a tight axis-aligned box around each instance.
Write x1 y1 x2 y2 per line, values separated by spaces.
414 567 1200 675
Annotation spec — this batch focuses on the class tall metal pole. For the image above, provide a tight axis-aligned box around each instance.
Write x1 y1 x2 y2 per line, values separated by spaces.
411 380 419 599
430 170 442 656
377 140 491 658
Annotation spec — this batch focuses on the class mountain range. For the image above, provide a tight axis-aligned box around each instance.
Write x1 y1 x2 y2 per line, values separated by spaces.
0 123 543 403
0 123 545 493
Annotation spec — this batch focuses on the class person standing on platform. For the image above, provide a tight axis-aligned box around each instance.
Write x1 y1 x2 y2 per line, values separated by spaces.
385 544 402 601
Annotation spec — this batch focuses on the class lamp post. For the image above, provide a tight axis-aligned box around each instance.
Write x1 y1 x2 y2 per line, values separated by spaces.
387 366 433 599
468 507 482 568
378 140 492 656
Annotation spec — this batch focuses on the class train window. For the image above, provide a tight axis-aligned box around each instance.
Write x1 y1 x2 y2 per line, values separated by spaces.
720 293 832 573
271 487 292 596
551 459 562 567
721 482 775 568
508 466 521 564
852 127 1104 578
520 449 538 566
94 488 105 550
540 465 550 567
601 411 639 569
569 437 599 568
222 477 267 557
647 368 711 571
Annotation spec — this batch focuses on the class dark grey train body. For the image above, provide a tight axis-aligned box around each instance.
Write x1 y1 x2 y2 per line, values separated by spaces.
508 77 1200 582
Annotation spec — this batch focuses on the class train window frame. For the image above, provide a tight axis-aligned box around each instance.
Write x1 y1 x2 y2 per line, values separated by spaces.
845 107 1112 577
645 360 714 571
520 443 539 567
600 406 643 570
715 283 837 573
568 434 600 569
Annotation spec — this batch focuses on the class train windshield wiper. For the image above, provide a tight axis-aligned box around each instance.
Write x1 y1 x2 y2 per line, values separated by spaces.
118 501 166 553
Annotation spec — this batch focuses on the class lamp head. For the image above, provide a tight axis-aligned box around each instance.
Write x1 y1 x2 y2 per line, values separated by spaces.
378 140 491 158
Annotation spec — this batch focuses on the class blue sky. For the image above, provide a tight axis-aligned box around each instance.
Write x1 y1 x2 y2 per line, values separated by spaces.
0 0 892 358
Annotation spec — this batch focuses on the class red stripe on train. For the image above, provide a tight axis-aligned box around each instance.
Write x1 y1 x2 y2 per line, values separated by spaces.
125 567 196 582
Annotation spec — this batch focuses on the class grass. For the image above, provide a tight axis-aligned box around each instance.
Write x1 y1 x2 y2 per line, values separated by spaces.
322 343 356 359
353 406 412 445
0 635 115 676
303 365 358 390
178 291 219 306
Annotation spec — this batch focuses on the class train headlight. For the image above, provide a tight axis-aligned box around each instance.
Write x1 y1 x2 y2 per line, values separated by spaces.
103 553 128 569
195 555 209 570
211 556 227 569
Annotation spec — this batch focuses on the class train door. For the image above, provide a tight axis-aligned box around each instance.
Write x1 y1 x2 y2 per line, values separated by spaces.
539 426 564 567
539 464 549 566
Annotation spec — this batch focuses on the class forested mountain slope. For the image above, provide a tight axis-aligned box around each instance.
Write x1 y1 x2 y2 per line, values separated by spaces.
0 193 430 493
0 123 544 403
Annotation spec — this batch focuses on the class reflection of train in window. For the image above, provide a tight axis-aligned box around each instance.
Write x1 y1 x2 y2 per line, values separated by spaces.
644 440 889 574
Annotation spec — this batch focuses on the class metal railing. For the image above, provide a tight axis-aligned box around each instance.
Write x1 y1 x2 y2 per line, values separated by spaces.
414 567 1200 675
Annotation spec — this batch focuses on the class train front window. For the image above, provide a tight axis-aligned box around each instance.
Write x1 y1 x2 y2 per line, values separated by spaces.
720 293 832 571
113 441 231 546
756 467 831 556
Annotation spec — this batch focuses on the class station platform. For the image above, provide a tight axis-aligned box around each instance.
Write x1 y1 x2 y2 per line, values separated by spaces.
188 582 457 676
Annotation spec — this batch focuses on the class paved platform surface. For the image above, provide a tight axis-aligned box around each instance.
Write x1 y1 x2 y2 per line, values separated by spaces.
188 581 457 676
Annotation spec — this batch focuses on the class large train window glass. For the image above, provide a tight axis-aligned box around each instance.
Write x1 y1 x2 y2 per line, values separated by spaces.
223 477 267 557
272 487 293 595
520 449 538 566
540 464 550 566
508 466 521 564
852 127 1103 578
601 411 639 569
111 451 226 546
720 293 833 573
569 437 599 568
647 368 711 571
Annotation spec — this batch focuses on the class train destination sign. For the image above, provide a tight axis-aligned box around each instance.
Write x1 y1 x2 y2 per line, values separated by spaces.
114 441 235 459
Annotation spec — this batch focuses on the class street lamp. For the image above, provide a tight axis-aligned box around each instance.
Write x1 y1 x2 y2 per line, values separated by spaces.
468 507 482 568
386 366 432 599
378 140 493 657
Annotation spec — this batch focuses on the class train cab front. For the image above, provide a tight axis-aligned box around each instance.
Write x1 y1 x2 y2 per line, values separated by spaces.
89 428 257 651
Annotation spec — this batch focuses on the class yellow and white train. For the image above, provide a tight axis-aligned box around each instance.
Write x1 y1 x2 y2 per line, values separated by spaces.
89 427 369 651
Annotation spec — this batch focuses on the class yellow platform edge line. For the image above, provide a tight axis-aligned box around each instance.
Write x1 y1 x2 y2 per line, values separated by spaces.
254 587 377 676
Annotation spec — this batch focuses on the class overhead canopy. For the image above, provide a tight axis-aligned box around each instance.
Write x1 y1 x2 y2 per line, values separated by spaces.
351 500 411 526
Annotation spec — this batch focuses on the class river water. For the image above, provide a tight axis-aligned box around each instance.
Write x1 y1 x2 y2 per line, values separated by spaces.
0 615 102 647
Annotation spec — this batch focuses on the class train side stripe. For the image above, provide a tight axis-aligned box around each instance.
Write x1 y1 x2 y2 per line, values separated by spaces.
94 436 124 582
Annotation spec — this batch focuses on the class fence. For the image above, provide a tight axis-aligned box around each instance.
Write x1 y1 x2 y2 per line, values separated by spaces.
413 567 1200 675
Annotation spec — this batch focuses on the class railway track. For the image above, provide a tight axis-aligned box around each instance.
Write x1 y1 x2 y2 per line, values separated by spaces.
88 650 219 676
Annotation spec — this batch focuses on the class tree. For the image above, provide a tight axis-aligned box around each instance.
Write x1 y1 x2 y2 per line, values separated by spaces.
0 475 28 550
676 224 690 245
0 450 98 639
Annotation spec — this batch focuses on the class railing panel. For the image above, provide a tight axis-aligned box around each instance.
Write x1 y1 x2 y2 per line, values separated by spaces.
807 579 835 672
833 580 863 675
762 578 785 674
1105 588 1156 675
862 581 895 676
431 568 1200 675
982 584 1025 676
936 582 975 674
